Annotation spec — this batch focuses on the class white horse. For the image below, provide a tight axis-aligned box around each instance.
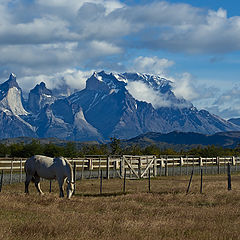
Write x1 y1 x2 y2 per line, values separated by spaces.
24 155 74 199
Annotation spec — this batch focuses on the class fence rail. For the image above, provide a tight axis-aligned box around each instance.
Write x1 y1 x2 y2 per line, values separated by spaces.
0 156 240 184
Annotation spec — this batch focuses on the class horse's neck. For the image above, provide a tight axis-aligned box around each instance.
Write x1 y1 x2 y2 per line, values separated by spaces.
65 160 74 182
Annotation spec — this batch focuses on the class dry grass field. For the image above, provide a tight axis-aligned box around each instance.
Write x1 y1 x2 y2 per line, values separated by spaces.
1 174 240 240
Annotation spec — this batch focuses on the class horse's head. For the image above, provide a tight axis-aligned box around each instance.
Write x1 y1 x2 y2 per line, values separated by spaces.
66 180 75 199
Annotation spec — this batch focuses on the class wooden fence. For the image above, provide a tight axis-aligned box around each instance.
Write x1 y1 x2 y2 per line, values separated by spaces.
0 155 240 184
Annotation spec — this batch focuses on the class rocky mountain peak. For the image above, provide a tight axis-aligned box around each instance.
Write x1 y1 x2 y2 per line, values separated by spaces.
86 71 127 93
0 73 28 115
28 82 55 114
0 71 239 141
1 73 20 93
9 73 16 81
31 81 52 95
123 72 172 93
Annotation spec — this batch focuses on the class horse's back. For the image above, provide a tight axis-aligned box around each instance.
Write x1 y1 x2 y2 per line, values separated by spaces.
25 155 56 179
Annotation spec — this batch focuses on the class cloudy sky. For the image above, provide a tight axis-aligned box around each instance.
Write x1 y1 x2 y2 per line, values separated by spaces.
0 0 240 119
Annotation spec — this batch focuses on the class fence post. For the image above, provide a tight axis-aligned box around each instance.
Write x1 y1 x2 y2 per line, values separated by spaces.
88 158 93 179
81 159 84 180
158 159 162 176
211 158 214 175
148 168 151 193
106 156 110 180
20 158 23 182
154 156 157 177
73 162 76 195
172 159 175 176
138 158 142 179
100 169 103 194
217 157 220 174
123 168 126 193
10 158 13 184
165 160 168 176
186 170 194 194
199 157 202 175
0 170 3 192
227 163 232 191
200 169 203 194
232 156 236 166
98 157 101 179
180 157 184 176
120 156 125 178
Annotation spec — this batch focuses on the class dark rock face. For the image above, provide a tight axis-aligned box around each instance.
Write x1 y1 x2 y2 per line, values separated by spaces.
28 82 55 114
0 71 239 141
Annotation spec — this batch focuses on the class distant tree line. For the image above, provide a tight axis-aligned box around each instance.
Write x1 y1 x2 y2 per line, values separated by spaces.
0 138 239 158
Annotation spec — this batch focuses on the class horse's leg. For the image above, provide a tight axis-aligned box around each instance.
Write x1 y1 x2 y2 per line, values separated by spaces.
25 175 32 194
34 176 44 195
57 177 64 198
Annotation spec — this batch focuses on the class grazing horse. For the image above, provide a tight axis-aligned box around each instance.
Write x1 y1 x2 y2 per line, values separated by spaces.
24 155 74 199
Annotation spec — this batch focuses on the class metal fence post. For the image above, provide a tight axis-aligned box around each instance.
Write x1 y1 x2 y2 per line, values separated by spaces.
123 168 126 193
227 163 232 191
148 168 151 193
138 158 142 179
73 162 76 195
100 169 103 194
20 158 23 182
106 156 110 180
186 170 194 194
200 169 203 194
0 170 3 192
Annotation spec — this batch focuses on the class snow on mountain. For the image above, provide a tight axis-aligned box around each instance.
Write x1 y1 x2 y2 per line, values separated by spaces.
123 72 192 108
0 71 239 141
65 71 240 139
0 73 28 116
73 108 103 141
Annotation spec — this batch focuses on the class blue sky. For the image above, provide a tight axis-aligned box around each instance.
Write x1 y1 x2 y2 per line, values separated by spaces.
0 0 240 119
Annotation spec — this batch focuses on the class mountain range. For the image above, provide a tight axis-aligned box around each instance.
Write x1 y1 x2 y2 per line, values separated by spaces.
125 131 240 149
0 71 240 142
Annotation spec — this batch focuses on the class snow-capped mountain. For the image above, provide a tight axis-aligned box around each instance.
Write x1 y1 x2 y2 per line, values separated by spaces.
0 73 28 116
0 71 239 141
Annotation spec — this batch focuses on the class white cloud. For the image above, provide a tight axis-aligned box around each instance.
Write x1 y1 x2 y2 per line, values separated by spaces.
207 86 240 118
1 0 240 112
126 81 171 108
17 69 93 92
131 56 174 75
172 73 198 101
36 0 123 15
0 0 240 78
89 40 122 55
